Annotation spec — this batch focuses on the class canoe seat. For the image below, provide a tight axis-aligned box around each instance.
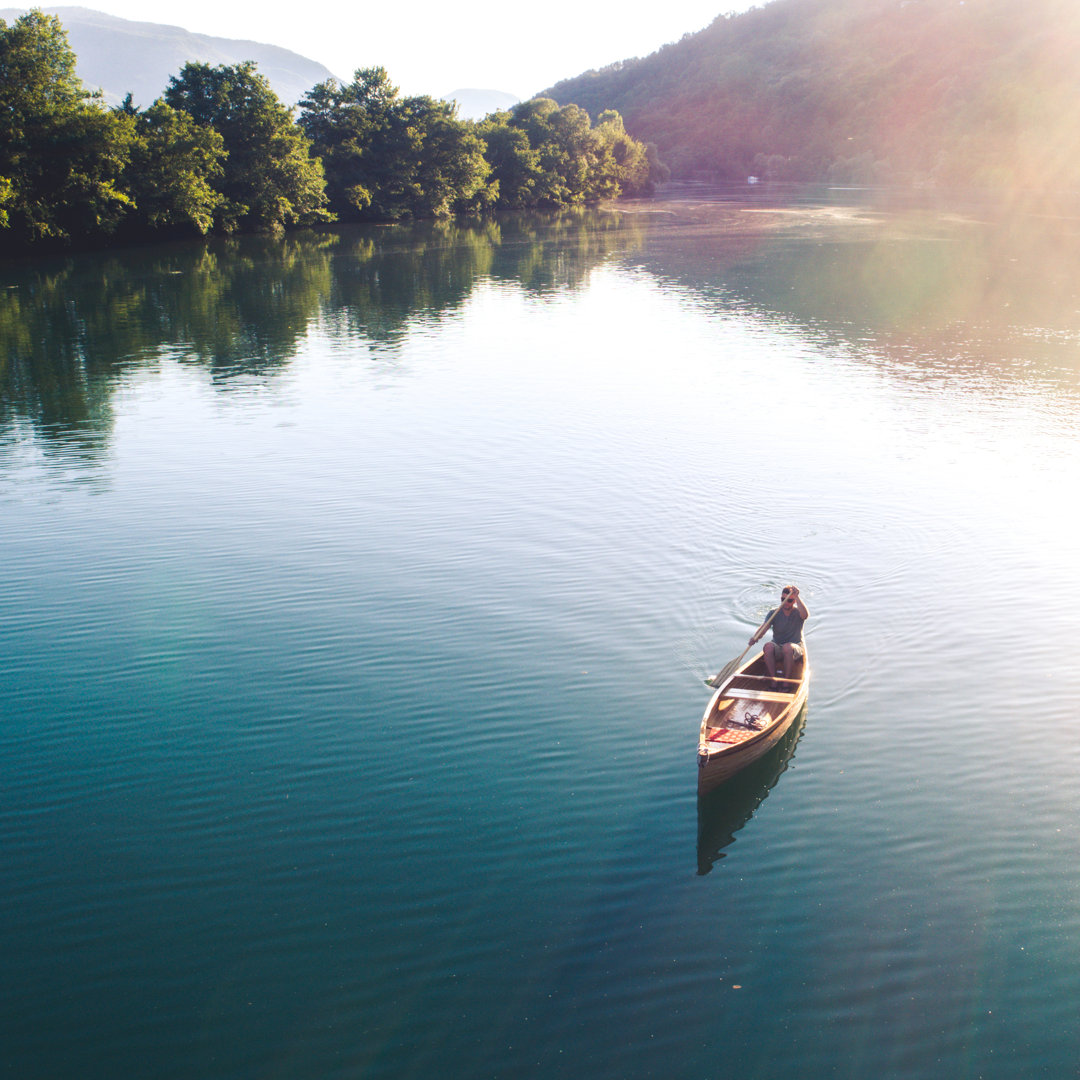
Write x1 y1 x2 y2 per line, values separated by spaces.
738 673 800 686
724 689 793 702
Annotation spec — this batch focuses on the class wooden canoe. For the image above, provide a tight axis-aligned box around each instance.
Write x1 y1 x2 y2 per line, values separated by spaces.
697 646 809 795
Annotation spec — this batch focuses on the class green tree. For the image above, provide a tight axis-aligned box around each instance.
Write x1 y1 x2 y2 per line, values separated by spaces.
485 98 656 208
592 110 658 197
298 67 396 217
402 96 495 217
0 11 132 245
121 100 226 236
507 98 584 204
299 67 494 222
165 61 330 231
475 113 540 208
0 174 14 227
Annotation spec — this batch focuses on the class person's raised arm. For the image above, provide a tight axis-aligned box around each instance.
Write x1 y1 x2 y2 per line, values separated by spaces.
788 586 808 619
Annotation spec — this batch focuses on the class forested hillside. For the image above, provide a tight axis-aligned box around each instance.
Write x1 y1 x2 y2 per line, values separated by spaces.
545 0 1080 190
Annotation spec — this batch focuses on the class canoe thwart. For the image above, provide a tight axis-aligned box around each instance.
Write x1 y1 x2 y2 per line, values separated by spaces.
720 688 795 702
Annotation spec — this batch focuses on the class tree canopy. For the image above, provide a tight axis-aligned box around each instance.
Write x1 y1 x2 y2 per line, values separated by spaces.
480 98 663 209
298 67 495 221
120 99 226 236
164 61 330 232
0 10 131 244
1 14 659 253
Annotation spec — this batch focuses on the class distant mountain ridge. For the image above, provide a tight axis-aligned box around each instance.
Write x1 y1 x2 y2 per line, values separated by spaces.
543 0 1080 191
1 7 526 117
0 5 341 105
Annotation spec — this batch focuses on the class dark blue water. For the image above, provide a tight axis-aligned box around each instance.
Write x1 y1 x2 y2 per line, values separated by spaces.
3 196 1080 1078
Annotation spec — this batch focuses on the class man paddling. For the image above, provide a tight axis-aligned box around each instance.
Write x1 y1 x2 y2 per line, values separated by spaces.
752 585 808 687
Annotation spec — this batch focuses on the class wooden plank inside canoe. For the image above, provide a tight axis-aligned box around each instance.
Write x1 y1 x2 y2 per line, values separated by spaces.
722 688 795 702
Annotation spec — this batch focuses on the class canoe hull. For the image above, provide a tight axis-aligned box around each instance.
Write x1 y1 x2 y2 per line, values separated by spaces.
697 648 809 796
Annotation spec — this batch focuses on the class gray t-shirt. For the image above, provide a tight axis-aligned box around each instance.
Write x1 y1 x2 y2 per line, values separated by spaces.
767 607 805 645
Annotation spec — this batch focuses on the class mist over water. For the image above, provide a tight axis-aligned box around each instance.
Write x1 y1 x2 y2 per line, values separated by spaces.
3 189 1080 1079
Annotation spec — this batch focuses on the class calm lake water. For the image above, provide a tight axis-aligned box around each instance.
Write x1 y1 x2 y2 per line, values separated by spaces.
3 186 1080 1079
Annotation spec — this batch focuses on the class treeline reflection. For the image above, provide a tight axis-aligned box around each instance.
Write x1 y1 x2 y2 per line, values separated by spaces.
0 209 640 450
632 197 1080 388
5 198 1079 458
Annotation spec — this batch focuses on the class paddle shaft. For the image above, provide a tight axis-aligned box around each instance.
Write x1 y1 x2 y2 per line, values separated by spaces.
734 607 780 666
708 607 780 687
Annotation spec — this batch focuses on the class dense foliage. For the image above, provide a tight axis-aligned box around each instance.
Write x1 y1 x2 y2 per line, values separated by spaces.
545 0 1080 190
0 10 131 245
298 67 496 221
479 98 662 208
163 61 331 232
1 13 660 252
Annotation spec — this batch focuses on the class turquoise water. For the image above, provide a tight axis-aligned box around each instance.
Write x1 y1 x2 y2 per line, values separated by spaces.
3 192 1080 1078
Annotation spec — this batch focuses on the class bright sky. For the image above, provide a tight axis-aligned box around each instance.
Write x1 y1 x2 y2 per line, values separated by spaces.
75 1 756 98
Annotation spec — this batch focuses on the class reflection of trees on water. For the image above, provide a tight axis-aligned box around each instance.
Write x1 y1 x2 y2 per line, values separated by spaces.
627 197 1080 392
16 194 1072 462
489 209 635 294
0 208 645 453
324 210 641 351
168 236 338 379
323 219 498 353
0 233 338 455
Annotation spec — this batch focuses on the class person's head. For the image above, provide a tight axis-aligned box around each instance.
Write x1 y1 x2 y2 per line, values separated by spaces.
781 586 797 608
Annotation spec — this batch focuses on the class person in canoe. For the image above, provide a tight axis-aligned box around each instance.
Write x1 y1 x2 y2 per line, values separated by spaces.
750 586 808 686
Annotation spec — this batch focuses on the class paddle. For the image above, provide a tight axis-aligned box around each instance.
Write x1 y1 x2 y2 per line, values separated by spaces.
704 607 779 689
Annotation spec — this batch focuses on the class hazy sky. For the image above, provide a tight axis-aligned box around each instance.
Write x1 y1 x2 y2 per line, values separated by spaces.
68 1 756 98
